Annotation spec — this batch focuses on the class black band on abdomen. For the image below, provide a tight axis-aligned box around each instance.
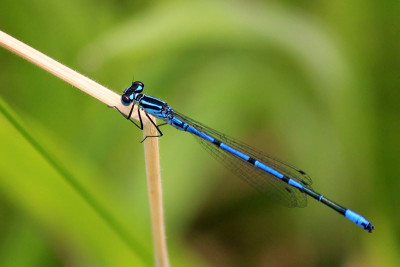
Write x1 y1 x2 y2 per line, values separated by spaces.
247 157 256 165
212 139 221 147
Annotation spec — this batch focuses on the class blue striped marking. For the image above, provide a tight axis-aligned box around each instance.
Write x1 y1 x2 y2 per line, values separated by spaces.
288 179 304 190
318 195 323 201
220 143 250 161
254 161 284 178
187 127 215 143
168 117 190 131
345 209 369 229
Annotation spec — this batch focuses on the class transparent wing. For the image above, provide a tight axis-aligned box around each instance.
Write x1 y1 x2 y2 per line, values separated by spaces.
173 111 312 208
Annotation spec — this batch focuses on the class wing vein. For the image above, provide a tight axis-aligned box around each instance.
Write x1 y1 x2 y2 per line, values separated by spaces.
173 111 311 208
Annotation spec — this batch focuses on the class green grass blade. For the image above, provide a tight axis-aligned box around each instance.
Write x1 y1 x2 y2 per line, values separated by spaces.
0 97 152 265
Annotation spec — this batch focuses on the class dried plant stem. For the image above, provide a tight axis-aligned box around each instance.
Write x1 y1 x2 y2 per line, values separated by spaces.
0 30 135 118
143 124 170 267
0 30 169 266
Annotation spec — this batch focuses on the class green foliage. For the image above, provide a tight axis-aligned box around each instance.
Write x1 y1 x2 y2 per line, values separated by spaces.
1 0 399 266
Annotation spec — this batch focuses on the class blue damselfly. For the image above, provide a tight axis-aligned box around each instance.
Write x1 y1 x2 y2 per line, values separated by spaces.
112 81 374 233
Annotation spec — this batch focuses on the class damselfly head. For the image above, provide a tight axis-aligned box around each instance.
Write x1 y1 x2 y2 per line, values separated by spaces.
132 81 144 93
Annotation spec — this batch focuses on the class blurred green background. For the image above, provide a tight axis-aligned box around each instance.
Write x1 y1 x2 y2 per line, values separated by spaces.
0 0 399 266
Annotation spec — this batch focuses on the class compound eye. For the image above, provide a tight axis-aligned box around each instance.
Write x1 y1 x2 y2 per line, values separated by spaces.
121 94 131 105
132 81 144 93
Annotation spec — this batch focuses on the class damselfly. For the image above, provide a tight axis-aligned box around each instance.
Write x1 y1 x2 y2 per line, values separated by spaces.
112 81 374 233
